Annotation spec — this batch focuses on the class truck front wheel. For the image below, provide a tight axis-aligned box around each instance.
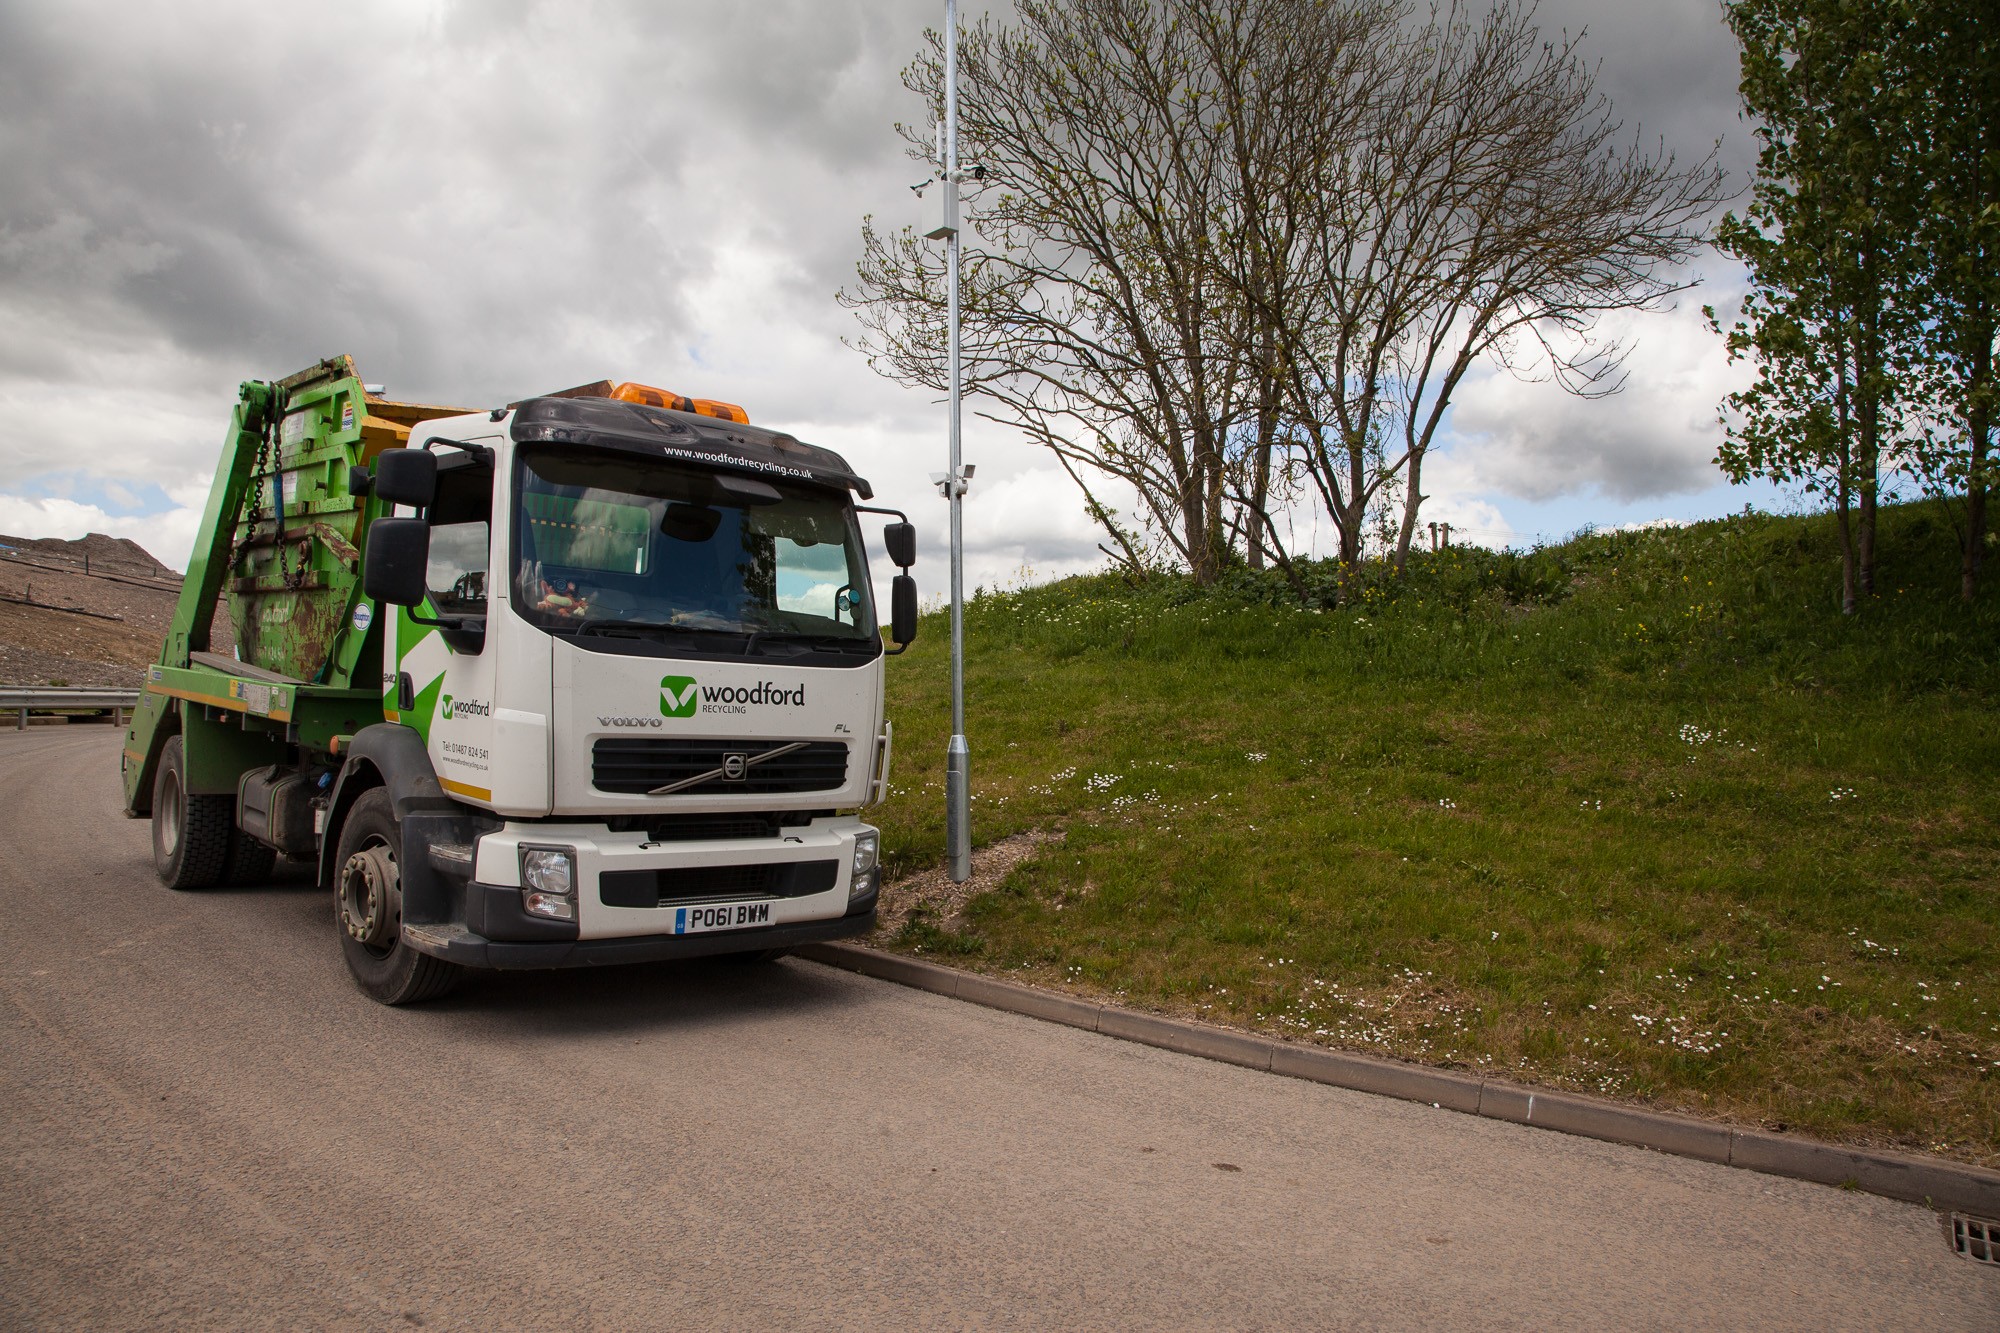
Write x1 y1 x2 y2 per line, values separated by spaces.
333 788 463 1005
152 735 232 890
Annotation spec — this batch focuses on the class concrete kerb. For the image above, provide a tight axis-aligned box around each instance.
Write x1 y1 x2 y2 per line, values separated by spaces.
795 940 2000 1216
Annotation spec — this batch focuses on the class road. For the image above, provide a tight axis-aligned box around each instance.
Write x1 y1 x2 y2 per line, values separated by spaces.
2 727 1993 1329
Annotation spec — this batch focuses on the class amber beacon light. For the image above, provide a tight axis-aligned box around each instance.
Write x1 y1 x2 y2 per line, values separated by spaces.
610 381 750 424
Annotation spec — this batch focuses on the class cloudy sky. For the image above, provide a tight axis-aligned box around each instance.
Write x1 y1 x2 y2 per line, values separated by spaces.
0 0 1784 589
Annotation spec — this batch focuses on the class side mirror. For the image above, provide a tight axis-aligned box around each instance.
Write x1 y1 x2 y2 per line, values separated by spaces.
374 448 438 509
884 521 916 569
363 518 431 606
890 573 918 647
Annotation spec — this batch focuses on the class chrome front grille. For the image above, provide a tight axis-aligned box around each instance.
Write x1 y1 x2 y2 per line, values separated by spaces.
591 737 849 796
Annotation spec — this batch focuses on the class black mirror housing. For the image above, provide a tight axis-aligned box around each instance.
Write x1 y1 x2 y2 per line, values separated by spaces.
363 518 431 607
662 503 723 543
374 448 438 509
711 471 783 506
890 573 918 647
884 521 916 568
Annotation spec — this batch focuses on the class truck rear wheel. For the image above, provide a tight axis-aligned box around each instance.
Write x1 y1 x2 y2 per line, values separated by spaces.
152 735 232 890
333 788 464 1006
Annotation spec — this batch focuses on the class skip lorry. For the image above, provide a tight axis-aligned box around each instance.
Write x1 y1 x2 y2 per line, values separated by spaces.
121 357 917 1003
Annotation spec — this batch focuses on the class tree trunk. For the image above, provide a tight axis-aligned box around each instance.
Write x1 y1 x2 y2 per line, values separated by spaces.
1837 473 1858 616
1184 418 1227 586
1856 290 1880 599
1394 447 1425 573
1247 387 1275 572
1203 419 1228 581
1858 471 1877 598
1964 327 1992 602
1335 493 1366 604
1835 357 1858 615
1184 492 1214 585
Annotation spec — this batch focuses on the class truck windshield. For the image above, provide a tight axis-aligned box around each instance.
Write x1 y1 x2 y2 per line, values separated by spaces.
512 449 876 649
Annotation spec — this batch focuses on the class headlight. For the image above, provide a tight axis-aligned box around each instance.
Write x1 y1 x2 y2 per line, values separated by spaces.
520 846 576 921
851 830 880 877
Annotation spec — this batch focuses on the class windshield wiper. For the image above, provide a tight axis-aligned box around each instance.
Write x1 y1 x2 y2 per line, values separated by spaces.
571 616 692 639
729 630 878 657
806 634 880 654
565 617 872 655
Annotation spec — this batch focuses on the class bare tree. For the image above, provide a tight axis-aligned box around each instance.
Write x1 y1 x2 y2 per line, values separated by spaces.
1230 2 1726 579
845 0 1725 591
846 1 1221 578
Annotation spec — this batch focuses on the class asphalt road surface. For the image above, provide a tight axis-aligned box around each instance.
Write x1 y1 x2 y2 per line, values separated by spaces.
3 727 1995 1329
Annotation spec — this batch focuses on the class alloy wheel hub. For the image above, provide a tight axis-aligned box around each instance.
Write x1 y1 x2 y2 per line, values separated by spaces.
339 845 399 949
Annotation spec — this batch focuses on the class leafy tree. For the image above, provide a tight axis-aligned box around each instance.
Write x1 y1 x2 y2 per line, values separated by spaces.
1906 0 1999 600
1713 0 1967 612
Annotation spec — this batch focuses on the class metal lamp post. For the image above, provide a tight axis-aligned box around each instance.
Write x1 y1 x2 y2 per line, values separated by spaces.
923 0 972 884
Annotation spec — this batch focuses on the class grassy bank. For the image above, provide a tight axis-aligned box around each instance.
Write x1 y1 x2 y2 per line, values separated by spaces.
868 502 2000 1165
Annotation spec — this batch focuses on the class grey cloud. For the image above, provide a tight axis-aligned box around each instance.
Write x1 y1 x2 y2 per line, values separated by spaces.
1 0 1754 566
1533 0 1754 191
1423 0 1753 509
0 0 971 413
1444 291 1742 504
1457 409 1726 503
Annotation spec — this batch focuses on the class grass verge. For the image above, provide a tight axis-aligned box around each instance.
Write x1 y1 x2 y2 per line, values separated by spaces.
868 502 2000 1166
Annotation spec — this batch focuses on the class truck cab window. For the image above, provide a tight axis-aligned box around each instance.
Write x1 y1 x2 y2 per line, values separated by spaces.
425 454 493 616
427 522 490 614
513 449 876 651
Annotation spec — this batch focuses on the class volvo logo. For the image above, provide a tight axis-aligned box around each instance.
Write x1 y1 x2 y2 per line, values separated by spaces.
646 741 810 797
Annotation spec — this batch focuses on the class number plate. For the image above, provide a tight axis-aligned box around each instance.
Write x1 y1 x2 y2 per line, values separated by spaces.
673 901 775 935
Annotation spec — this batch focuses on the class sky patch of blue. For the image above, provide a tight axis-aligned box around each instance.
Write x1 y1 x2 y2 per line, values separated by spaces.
1472 475 1805 550
8 471 182 517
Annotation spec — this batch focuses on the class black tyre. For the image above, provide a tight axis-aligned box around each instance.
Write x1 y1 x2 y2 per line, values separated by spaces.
333 788 463 1005
222 830 279 886
152 735 232 890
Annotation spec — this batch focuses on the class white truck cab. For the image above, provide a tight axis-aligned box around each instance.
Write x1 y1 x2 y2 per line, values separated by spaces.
337 388 918 1000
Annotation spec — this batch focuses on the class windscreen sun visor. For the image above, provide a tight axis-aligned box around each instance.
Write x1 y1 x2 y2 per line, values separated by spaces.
508 396 874 500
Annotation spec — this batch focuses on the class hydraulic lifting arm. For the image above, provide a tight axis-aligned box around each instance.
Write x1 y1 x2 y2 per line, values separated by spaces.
120 380 280 812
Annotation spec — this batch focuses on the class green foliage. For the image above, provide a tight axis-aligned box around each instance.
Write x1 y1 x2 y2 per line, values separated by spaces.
1714 0 2000 599
874 505 2000 1161
965 507 1999 691
1901 1 2000 594
1712 0 1923 580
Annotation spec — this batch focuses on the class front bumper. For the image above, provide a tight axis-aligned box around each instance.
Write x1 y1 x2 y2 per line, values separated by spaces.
401 901 875 970
400 813 881 970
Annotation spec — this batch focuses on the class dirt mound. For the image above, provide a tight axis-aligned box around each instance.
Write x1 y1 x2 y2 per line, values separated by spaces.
0 533 203 685
874 830 1063 937
0 531 173 578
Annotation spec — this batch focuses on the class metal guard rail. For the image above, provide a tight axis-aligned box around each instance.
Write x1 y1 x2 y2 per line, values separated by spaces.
1 686 142 730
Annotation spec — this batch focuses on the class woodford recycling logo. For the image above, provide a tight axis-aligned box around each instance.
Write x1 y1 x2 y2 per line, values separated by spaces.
438 694 491 721
660 675 805 718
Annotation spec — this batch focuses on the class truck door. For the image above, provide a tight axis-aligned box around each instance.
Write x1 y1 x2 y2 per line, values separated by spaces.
388 450 502 807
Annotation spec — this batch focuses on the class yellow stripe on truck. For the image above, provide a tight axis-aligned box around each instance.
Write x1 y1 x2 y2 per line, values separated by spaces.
150 683 294 722
439 777 492 802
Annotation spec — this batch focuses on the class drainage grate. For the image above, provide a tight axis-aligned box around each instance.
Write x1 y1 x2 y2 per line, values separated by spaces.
1951 1213 2000 1264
